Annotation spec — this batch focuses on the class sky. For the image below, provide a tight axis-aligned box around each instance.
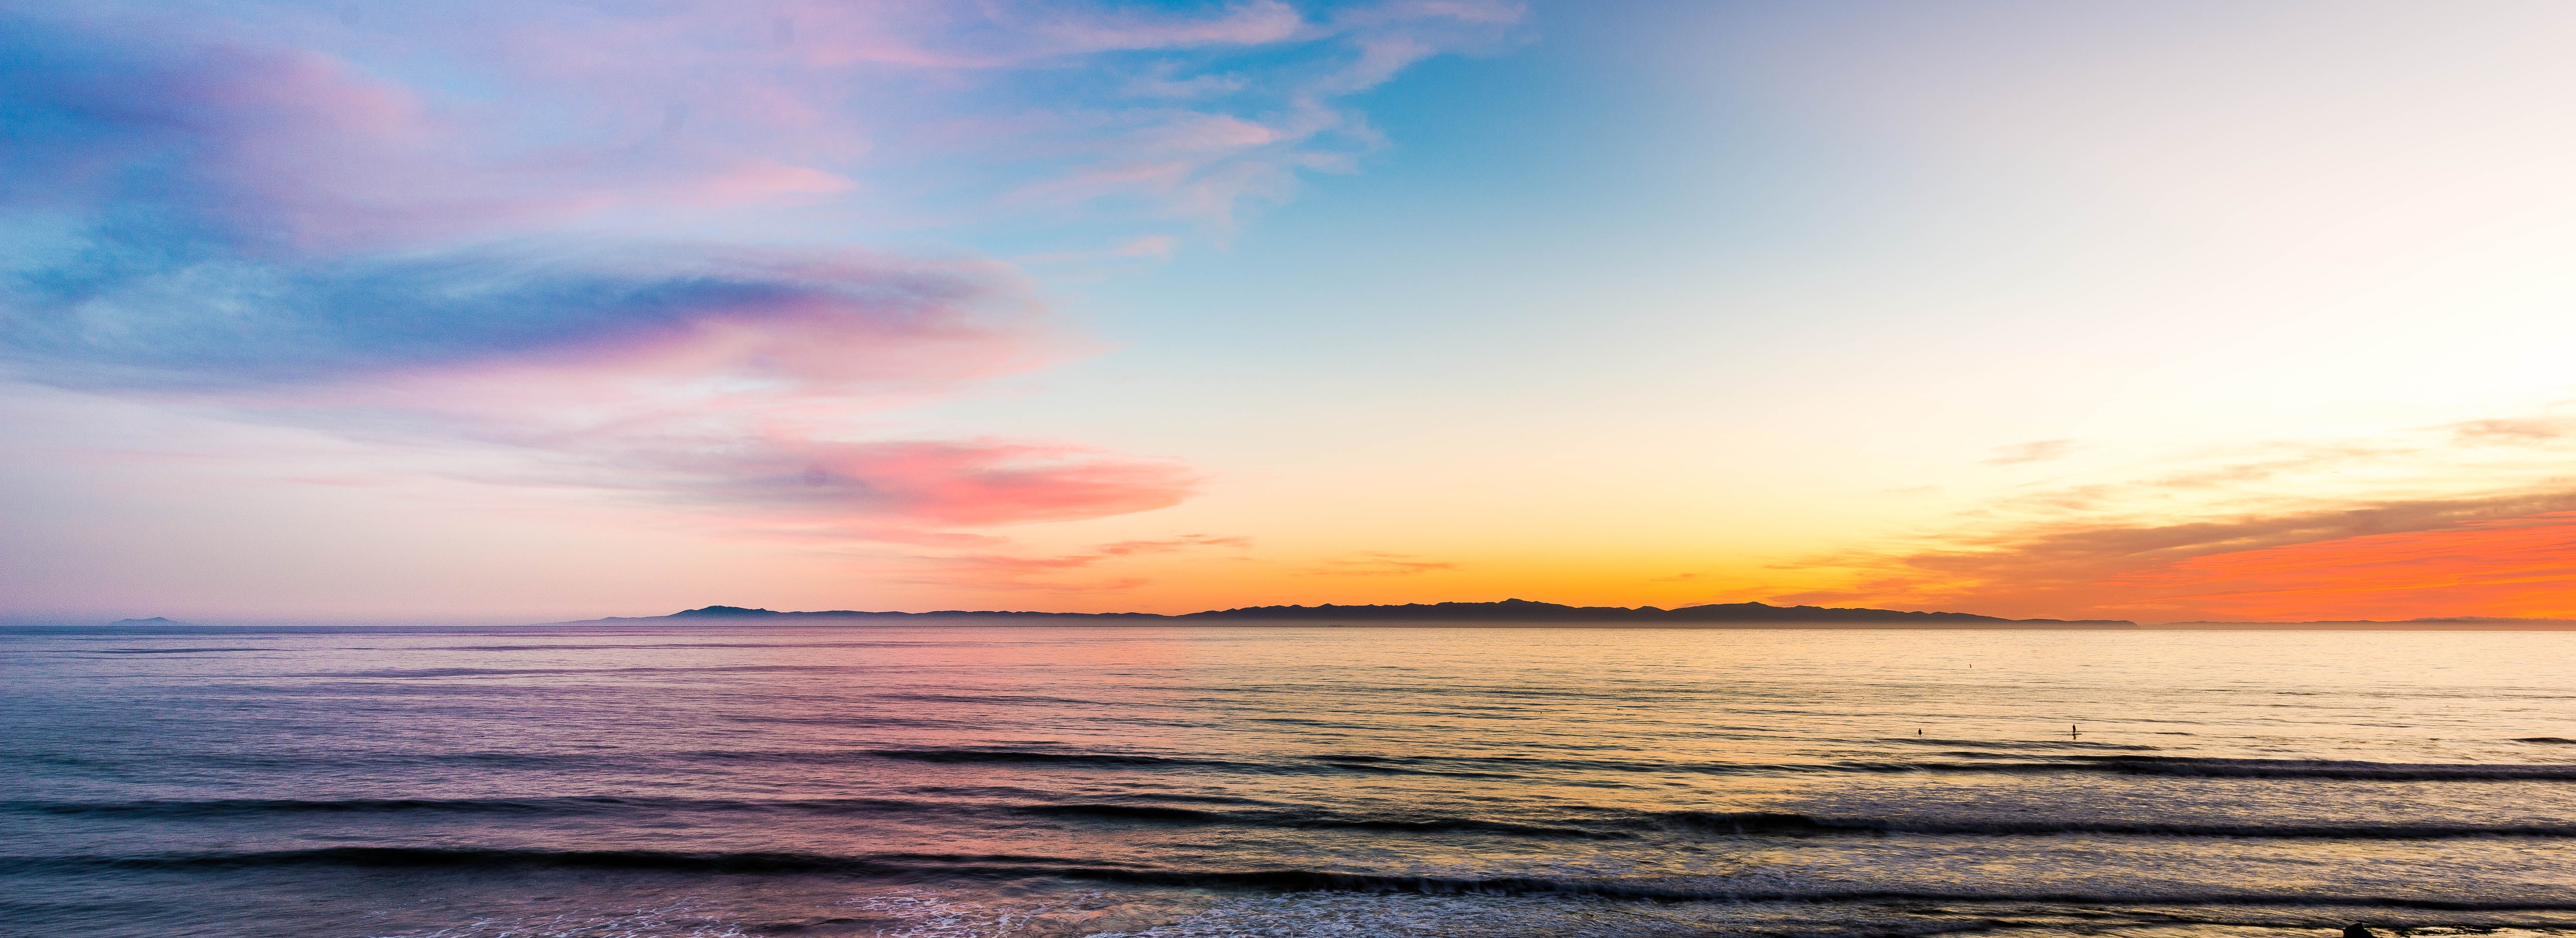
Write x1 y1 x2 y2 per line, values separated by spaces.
7 0 2576 625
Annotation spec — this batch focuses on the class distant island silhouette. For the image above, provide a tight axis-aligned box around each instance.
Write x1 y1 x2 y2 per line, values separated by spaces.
52 608 2576 629
607 599 2138 626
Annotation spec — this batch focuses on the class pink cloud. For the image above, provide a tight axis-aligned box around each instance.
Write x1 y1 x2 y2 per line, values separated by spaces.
680 160 858 206
23 0 1526 246
477 0 1513 227
269 422 1199 541
890 533 1250 592
76 43 553 251
283 252 1158 541
1035 1 1306 52
764 439 1196 528
1096 535 1252 555
499 249 1059 395
5 0 1525 564
10 24 871 255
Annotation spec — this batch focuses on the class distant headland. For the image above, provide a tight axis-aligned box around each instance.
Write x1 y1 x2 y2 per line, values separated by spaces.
584 599 2138 627
46 606 2576 629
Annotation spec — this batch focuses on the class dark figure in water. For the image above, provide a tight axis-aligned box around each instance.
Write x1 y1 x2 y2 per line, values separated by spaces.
2345 925 2374 938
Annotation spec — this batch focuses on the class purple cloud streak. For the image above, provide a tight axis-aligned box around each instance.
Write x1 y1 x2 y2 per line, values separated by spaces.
0 1 1518 542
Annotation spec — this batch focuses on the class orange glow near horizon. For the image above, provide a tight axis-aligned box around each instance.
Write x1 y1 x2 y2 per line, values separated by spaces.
2105 510 2576 622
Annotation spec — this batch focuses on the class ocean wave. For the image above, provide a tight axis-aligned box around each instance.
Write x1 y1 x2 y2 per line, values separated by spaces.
2 796 942 819
28 743 2576 787
443 641 934 651
79 647 272 655
852 748 1688 781
719 749 2576 782
3 796 1613 839
864 748 1243 768
874 692 1110 706
1023 804 1616 838
6 847 927 875
1893 737 2162 752
2062 756 2576 780
1239 749 2576 783
1308 755 1525 779
1818 756 2576 780
1647 810 2576 839
310 664 855 678
16 848 2576 911
21 795 2572 844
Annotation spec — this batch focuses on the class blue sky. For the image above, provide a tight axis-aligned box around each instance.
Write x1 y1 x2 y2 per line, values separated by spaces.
10 1 2576 623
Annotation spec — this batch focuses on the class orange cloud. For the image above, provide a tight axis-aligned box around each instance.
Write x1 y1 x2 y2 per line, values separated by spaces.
1094 534 1251 556
1777 492 2576 622
2108 510 2576 621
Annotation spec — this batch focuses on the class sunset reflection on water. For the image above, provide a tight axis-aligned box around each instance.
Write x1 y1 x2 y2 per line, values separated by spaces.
6 624 2575 936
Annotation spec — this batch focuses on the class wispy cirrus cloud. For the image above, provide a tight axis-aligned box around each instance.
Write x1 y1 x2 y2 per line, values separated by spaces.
1778 490 2576 617
6 241 1046 392
640 439 1199 531
2448 416 2576 443
0 17 857 253
1030 0 1306 52
2104 509 2576 621
37 0 1523 234
1981 439 2077 466
1 1 1514 546
1096 535 1254 556
897 534 1253 592
1773 408 2576 620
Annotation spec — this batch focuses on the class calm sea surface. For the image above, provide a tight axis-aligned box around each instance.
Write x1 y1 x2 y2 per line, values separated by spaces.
5 624 2576 938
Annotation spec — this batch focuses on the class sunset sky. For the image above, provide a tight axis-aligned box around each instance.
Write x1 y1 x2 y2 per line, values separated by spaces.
8 0 2576 624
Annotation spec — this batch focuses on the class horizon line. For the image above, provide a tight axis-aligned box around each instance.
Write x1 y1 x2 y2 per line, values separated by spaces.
31 598 2576 629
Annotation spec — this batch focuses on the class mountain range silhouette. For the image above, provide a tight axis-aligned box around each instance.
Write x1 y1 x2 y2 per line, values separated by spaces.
638 599 2134 625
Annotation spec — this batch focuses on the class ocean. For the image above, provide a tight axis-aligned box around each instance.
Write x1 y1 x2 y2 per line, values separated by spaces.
4 623 2574 938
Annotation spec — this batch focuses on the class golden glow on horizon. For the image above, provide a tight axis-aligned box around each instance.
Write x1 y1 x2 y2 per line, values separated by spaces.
2108 510 2576 622
10 3 2576 625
